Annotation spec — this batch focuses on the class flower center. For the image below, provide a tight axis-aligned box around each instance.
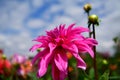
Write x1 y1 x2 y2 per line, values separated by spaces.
55 37 64 46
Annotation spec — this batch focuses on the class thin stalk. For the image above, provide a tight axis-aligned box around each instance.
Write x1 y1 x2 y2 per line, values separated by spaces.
87 12 92 38
68 61 72 80
92 24 98 80
68 71 72 80
87 12 90 17
88 23 91 37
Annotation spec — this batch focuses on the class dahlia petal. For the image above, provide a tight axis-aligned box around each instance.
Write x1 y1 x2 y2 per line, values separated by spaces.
62 43 78 53
29 44 42 52
84 38 98 46
32 48 48 64
72 52 86 70
48 43 56 53
37 43 56 77
59 71 67 80
37 58 47 77
67 23 75 33
72 27 89 34
33 36 48 41
77 42 94 58
70 35 84 42
52 62 67 80
66 24 89 37
37 53 52 77
59 24 65 33
46 29 59 38
59 24 66 36
54 50 68 72
33 36 50 44
53 28 59 37
52 62 60 80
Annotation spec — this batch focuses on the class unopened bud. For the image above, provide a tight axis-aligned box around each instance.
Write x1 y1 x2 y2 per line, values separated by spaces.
2 54 6 59
37 48 41 52
83 3 92 13
88 14 99 25
102 59 108 65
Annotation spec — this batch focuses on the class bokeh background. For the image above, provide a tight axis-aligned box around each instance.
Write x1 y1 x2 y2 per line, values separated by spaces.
0 0 120 57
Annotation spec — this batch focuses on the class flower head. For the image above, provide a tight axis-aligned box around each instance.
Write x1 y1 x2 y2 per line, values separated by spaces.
88 14 99 25
11 54 27 64
0 54 11 76
17 60 33 78
83 3 92 13
30 24 98 80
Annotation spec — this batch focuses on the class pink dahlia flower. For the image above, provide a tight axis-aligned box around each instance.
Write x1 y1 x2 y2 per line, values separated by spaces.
30 24 98 80
11 54 27 64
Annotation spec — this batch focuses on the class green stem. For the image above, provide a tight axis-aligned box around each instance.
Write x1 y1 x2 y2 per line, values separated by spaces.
92 24 98 80
68 61 72 80
87 11 90 17
87 12 92 38
88 23 91 37
68 71 72 80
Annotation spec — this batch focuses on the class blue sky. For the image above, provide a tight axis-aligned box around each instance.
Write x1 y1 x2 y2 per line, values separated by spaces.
0 0 120 57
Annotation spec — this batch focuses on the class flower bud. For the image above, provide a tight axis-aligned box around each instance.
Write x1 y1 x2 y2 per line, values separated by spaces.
66 52 72 59
83 3 92 13
109 64 117 71
68 66 74 72
102 59 108 65
2 54 6 59
88 14 99 25
37 48 41 52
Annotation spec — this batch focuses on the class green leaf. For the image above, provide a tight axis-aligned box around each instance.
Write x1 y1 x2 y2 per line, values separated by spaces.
78 69 92 80
99 70 109 80
113 37 119 43
89 68 94 79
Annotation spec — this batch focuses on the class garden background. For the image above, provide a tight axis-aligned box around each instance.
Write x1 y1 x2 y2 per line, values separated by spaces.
0 0 120 80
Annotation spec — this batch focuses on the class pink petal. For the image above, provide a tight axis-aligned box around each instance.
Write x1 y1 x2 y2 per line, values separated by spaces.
62 43 78 53
29 44 42 52
48 43 56 54
13 54 26 64
71 27 89 34
59 24 66 37
33 36 49 42
37 58 47 77
66 24 89 37
32 48 48 64
52 62 67 80
37 43 56 77
67 23 75 33
84 38 98 46
52 62 60 80
77 42 94 58
70 34 84 41
33 36 50 47
72 52 86 70
54 49 68 72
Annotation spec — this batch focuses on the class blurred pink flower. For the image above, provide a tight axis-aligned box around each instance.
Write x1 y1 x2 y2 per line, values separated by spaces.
11 54 27 64
30 24 98 80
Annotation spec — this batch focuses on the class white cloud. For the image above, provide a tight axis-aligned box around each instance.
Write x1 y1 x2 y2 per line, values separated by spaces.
32 0 43 8
27 19 45 28
0 31 33 57
49 4 62 13
0 1 32 57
